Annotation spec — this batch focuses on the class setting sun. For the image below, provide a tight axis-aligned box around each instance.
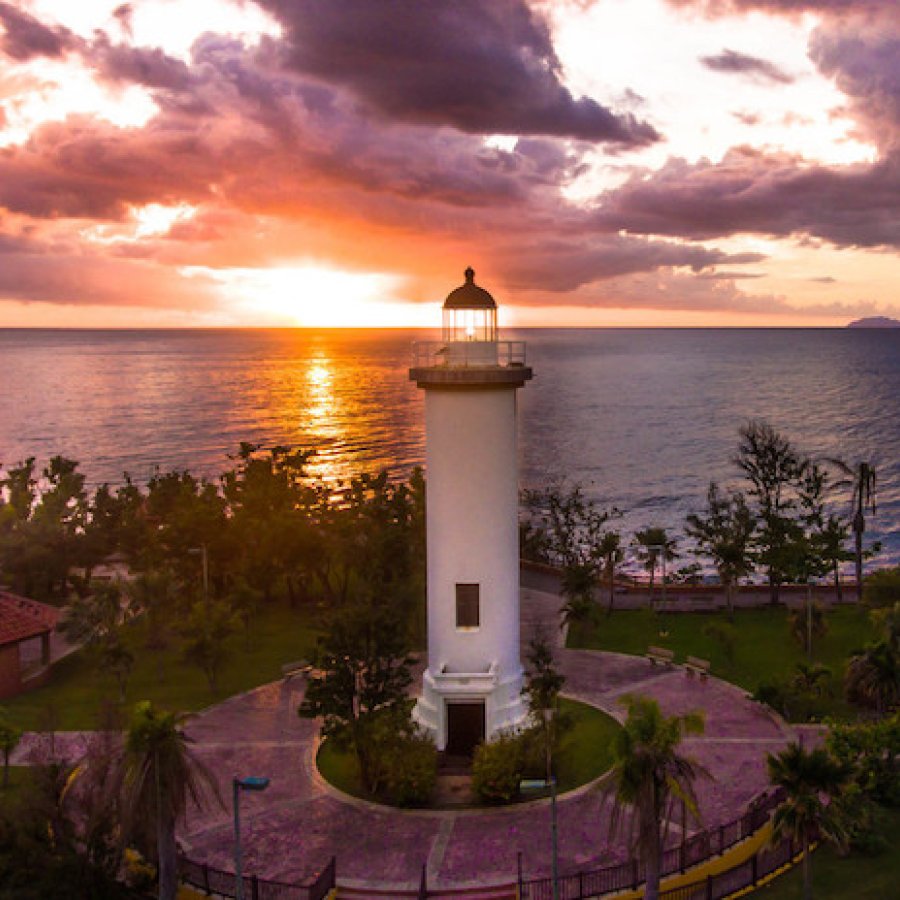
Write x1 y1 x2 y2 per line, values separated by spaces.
193 265 438 327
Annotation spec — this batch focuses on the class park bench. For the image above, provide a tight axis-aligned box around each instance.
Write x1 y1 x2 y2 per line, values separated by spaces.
646 646 674 666
684 656 711 680
281 660 311 682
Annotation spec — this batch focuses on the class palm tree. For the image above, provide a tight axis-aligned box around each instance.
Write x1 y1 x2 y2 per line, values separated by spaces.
845 640 899 717
604 695 706 900
827 459 876 601
117 701 221 900
767 743 851 900
599 530 624 616
634 528 678 603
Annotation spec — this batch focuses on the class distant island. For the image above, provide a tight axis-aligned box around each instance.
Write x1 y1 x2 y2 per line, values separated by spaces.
847 316 900 328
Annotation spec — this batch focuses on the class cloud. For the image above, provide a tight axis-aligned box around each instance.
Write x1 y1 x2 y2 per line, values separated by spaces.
592 147 900 249
666 1 889 16
0 1 79 61
809 20 900 150
253 0 659 145
701 49 793 84
0 223 221 308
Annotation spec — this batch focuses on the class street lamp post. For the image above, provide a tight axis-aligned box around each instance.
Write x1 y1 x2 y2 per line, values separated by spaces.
519 708 560 900
233 775 270 900
543 707 559 900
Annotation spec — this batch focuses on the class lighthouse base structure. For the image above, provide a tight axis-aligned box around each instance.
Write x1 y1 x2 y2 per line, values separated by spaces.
413 665 528 754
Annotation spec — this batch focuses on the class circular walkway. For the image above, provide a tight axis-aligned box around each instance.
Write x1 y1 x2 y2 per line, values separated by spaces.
177 588 797 893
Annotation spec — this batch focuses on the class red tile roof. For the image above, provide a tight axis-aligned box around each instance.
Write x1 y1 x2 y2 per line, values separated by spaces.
0 592 60 648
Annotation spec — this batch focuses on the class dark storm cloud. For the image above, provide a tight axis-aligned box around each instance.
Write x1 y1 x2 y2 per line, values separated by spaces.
253 0 659 145
91 36 193 91
0 1 79 61
701 49 793 84
491 234 765 292
592 148 900 249
809 22 900 149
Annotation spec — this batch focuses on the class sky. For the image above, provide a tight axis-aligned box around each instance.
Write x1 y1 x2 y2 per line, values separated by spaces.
0 0 897 328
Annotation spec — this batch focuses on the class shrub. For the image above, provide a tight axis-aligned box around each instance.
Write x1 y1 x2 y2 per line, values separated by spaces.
382 732 437 807
863 567 900 608
362 703 437 806
472 733 523 804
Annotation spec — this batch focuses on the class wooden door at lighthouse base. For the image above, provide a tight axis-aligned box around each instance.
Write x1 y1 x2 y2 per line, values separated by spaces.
445 701 485 757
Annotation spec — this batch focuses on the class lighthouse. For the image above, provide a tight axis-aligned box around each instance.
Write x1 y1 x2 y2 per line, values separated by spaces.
410 268 533 755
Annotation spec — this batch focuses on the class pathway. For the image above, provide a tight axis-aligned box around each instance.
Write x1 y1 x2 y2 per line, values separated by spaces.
170 587 797 892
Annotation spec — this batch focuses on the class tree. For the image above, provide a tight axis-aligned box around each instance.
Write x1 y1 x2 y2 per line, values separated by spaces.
686 483 755 618
599 530 624 616
735 421 804 605
0 708 23 788
789 602 828 657
116 701 220 900
299 599 415 793
845 640 899 717
523 630 566 767
179 600 240 693
827 459 877 601
633 527 677 603
523 482 617 623
767 742 851 900
604 696 706 900
127 568 179 683
60 581 136 700
817 514 853 602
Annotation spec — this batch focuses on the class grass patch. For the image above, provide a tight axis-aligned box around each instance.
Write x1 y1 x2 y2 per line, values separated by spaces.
569 606 876 720
751 807 900 900
4 601 323 731
316 696 620 807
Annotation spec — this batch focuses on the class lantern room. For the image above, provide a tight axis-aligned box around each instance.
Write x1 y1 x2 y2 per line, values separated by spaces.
442 267 498 343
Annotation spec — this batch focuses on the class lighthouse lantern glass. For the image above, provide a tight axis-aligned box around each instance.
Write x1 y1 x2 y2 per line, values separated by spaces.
442 307 498 343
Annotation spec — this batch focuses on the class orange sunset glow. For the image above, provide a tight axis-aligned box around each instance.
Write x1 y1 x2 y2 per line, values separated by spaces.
0 0 897 327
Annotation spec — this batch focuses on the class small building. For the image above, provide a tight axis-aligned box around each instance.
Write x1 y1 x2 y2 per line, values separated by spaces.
409 269 533 756
0 591 60 700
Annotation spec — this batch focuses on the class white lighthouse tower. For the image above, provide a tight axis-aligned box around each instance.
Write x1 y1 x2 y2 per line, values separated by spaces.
410 268 533 755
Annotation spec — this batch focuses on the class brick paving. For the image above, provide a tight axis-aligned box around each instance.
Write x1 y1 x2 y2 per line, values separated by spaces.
13 587 799 892
172 587 798 891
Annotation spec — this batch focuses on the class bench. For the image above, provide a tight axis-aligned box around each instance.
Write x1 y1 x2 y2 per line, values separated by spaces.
646 646 675 666
281 660 311 682
684 656 711 680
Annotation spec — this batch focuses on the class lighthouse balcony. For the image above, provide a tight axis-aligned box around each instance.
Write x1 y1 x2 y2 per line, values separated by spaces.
410 341 532 387
432 660 498 690
412 340 526 368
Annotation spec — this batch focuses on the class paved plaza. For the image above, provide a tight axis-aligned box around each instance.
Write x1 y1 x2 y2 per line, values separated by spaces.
162 587 797 893
10 587 798 893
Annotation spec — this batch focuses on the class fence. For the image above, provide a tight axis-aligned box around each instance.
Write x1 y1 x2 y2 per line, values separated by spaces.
178 854 336 900
659 835 799 900
519 789 786 900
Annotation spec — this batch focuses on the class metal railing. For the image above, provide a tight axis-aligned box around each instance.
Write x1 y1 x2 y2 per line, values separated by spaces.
519 789 786 900
178 854 336 900
411 340 527 368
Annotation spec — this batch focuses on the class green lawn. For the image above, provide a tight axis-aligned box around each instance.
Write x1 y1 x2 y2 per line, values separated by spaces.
3 601 323 731
751 808 900 899
568 606 877 720
317 696 621 806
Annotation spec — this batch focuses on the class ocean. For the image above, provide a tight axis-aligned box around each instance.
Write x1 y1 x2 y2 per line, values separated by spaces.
1 327 898 567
